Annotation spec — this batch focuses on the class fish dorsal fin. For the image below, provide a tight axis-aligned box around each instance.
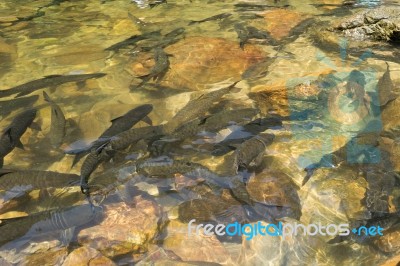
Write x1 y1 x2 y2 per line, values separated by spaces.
141 115 152 126
2 127 12 138
110 115 124 123
29 122 41 131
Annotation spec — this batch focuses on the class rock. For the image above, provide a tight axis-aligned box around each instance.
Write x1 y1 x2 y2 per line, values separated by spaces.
25 248 68 266
335 6 400 42
78 196 163 257
0 238 68 265
159 37 265 91
373 226 400 253
162 220 234 265
253 9 311 41
247 169 301 219
0 37 17 78
327 81 370 125
43 45 108 66
379 253 400 266
238 220 324 265
78 110 111 142
300 166 370 225
249 85 289 116
238 220 383 265
63 246 116 266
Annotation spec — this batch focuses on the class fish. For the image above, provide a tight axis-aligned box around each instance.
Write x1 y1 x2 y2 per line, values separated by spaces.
80 125 164 195
0 108 38 168
0 95 39 119
165 82 241 133
188 13 232 25
0 187 83 217
0 204 101 247
234 24 270 49
234 23 249 49
105 125 165 152
211 117 282 156
79 124 166 196
202 108 259 132
43 92 66 148
80 147 111 196
134 47 171 89
231 133 275 174
66 104 153 167
140 28 185 52
160 108 258 144
376 62 397 106
105 30 161 52
0 170 78 192
136 156 209 177
0 73 106 98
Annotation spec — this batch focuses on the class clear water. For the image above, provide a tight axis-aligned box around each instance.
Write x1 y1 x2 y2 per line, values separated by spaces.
0 0 400 265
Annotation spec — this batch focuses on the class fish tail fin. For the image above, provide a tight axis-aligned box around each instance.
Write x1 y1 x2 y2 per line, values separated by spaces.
228 81 242 93
142 115 153 125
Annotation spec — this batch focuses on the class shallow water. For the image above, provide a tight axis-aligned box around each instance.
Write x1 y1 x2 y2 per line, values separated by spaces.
1 0 400 265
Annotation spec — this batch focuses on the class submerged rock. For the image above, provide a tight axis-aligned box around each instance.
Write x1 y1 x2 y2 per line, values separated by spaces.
247 169 301 220
334 6 400 42
249 85 289 116
252 9 311 41
373 225 400 253
77 197 163 257
151 37 265 90
63 246 116 266
162 220 234 265
238 220 383 265
300 166 370 225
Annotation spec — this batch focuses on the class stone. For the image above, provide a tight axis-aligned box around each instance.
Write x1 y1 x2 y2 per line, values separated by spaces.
162 220 234 264
63 246 116 266
158 37 265 91
247 169 301 219
78 196 162 257
335 6 400 42
253 9 311 41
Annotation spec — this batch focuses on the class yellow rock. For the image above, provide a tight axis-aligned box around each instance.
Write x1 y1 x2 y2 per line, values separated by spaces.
254 9 310 41
249 84 289 116
163 220 233 264
63 246 116 266
160 37 265 90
